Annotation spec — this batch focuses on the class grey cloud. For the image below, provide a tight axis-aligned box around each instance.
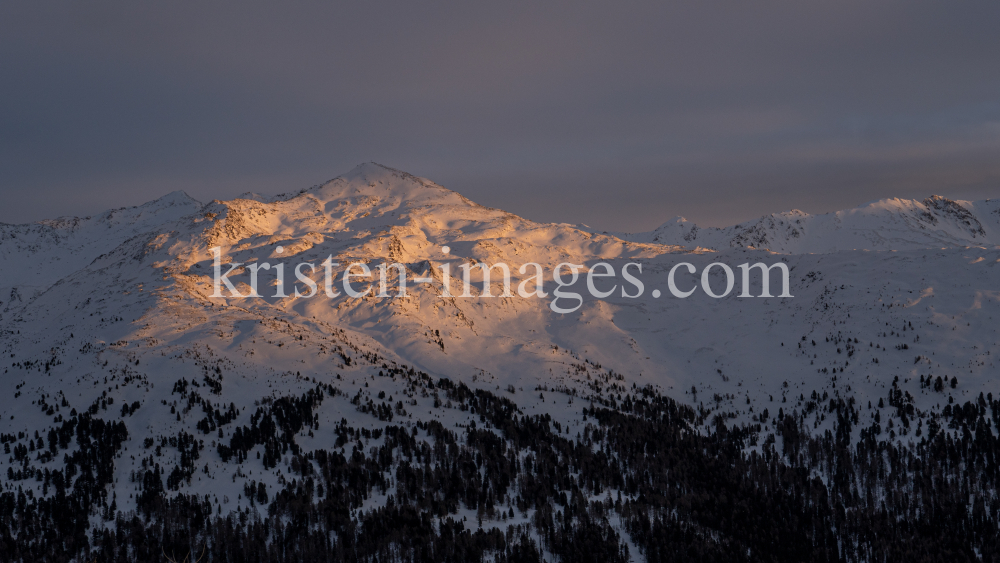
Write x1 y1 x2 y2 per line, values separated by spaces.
1 0 998 229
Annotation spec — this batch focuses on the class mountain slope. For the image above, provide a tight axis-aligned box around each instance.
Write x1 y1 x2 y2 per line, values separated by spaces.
628 195 1000 253
0 190 203 310
1 163 998 561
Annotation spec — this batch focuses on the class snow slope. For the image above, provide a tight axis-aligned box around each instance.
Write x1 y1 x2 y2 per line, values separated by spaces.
0 190 202 308
1 162 998 544
626 195 1000 253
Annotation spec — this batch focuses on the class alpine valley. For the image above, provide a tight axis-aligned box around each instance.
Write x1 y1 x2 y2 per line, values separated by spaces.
2 163 999 562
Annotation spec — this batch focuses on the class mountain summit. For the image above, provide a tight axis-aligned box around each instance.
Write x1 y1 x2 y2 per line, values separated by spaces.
1 165 998 560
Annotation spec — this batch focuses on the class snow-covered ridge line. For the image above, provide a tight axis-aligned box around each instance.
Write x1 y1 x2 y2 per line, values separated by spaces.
623 194 1000 253
0 162 998 560
0 190 204 295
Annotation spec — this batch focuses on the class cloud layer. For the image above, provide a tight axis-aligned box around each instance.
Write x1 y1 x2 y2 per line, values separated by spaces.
2 1 998 230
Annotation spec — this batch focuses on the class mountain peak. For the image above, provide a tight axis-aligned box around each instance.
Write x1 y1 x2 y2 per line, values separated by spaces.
340 161 407 180
307 162 478 212
630 193 1000 253
149 189 200 206
132 189 203 216
333 162 441 192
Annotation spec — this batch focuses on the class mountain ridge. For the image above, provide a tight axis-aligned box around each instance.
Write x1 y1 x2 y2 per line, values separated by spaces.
0 164 998 560
625 193 1000 253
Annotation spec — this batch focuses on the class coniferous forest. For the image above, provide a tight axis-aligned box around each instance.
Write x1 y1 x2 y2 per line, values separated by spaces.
0 371 997 562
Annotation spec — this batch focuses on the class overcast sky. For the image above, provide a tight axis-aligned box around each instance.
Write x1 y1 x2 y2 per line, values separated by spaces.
2 1 998 231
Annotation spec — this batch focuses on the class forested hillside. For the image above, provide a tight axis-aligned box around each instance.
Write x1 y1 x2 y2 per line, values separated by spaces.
2 371 996 562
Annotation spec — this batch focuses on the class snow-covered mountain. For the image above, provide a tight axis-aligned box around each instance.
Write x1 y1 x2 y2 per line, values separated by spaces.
627 195 1000 253
0 190 202 305
1 163 998 561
